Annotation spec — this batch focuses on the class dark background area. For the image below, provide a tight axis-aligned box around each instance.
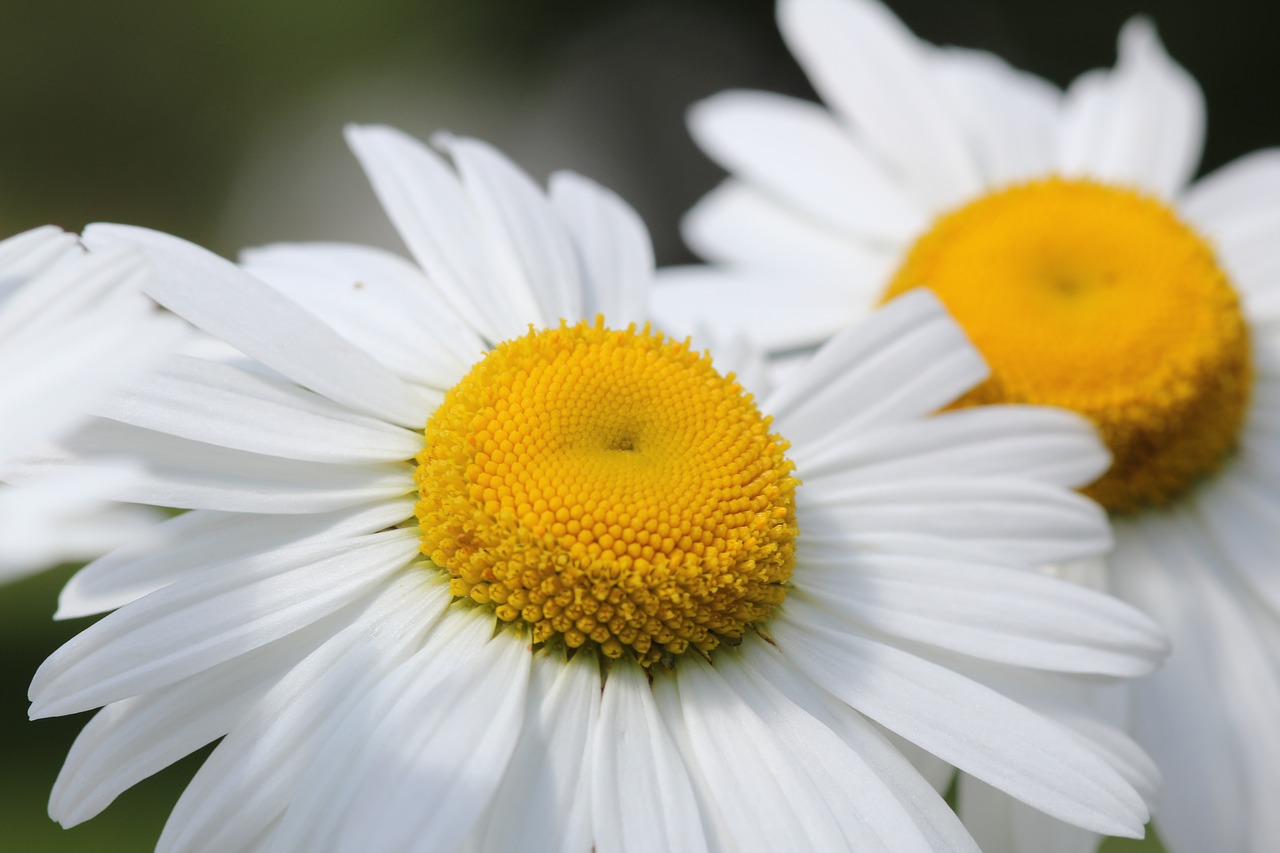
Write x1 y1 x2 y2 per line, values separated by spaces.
1 0 1274 848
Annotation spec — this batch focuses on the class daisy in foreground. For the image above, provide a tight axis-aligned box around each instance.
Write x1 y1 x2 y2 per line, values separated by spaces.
0 226 181 581
663 0 1280 850
24 126 1168 852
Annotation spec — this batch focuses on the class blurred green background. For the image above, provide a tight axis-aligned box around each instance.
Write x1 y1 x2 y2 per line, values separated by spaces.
2 0 1275 849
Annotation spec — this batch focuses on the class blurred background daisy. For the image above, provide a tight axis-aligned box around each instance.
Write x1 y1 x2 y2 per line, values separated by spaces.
1 1 1277 851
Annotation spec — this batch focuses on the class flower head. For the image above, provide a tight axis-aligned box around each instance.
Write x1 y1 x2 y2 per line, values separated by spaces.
30 125 1166 851
669 1 1280 849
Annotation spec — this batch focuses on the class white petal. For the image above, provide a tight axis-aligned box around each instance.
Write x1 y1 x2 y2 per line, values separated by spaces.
687 89 924 239
272 611 527 852
240 241 483 386
958 774 1099 853
651 266 862 352
793 405 1109 490
773 611 1149 837
4 418 414 514
792 545 1166 675
0 467 164 582
0 246 186 462
29 530 419 718
83 223 435 428
591 662 707 853
1192 460 1280 617
797 475 1110 566
158 572 450 853
344 124 518 343
681 181 895 281
930 46 1062 186
465 650 600 853
766 290 987 448
548 170 654 326
777 0 983 209
674 650 946 851
1114 513 1280 852
1057 18 1204 198
57 499 415 619
95 354 425 463
49 605 349 828
0 225 82 294
739 640 980 852
436 133 582 327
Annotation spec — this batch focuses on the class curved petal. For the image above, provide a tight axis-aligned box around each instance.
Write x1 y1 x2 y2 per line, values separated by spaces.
795 405 1109 489
57 500 415 620
772 609 1149 838
591 662 707 853
549 170 654 326
29 530 419 718
3 418 414 514
83 223 435 428
1057 18 1204 198
157 573 450 853
688 89 924 239
681 181 894 280
777 0 983 209
94 354 426 464
767 290 987 448
651 266 861 352
240 241 482 386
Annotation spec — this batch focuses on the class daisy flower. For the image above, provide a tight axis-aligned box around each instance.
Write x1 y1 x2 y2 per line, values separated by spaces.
663 0 1280 850
0 226 182 580
26 126 1167 852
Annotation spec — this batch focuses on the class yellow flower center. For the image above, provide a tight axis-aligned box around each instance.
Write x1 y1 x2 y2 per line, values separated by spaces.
415 318 798 666
883 178 1251 513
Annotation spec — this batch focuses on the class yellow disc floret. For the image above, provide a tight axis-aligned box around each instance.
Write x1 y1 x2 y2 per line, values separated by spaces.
884 177 1251 513
415 318 798 666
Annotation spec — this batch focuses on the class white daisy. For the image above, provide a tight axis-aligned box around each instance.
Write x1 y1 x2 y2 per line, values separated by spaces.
23 126 1168 852
0 226 182 580
663 1 1280 850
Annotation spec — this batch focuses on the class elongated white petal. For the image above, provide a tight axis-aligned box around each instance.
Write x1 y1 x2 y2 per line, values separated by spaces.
930 46 1062 186
651 266 860 351
798 476 1110 565
1114 514 1280 852
158 573 450 853
773 611 1149 837
592 662 707 853
740 640 980 852
464 650 600 853
777 0 982 209
4 418 413 514
792 547 1166 675
240 241 482 387
95 354 425 463
57 499 415 619
795 404 1108 489
83 223 435 428
272 612 526 852
549 170 653 326
682 181 893 281
50 606 352 828
436 133 580 328
0 246 186 462
766 290 987 447
1181 148 1280 237
958 774 1099 853
688 89 923 239
1057 18 1204 198
344 124 512 343
30 530 419 718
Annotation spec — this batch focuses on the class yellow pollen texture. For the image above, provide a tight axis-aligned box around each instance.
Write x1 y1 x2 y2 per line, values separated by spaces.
415 318 798 666
884 178 1251 513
